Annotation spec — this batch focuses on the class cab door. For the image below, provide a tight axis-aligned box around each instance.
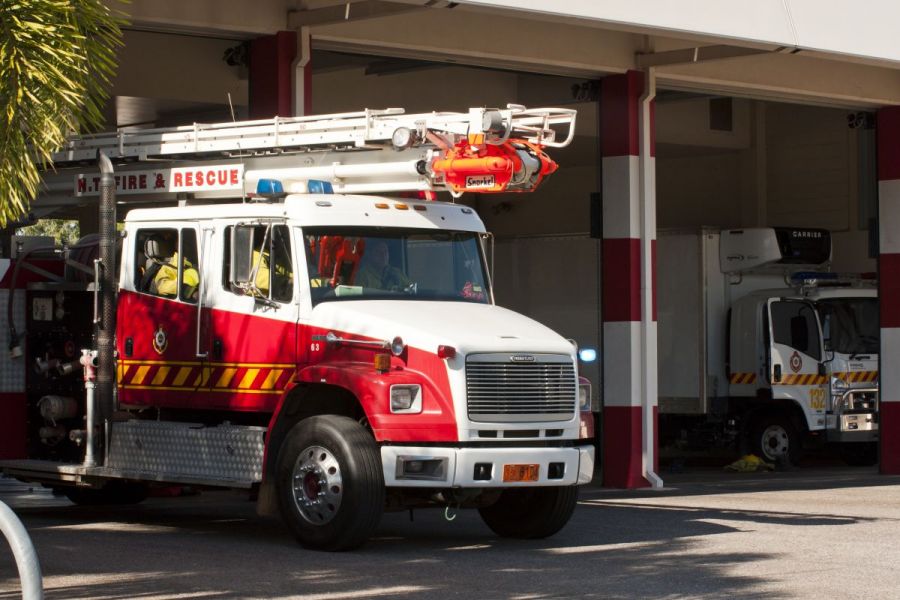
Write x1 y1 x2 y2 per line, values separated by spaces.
766 298 828 431
118 225 203 408
208 221 297 412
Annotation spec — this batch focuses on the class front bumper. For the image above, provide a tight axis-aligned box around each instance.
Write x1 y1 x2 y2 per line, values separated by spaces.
826 412 878 443
381 444 594 488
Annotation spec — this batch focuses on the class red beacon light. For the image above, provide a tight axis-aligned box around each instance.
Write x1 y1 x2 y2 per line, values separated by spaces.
437 345 456 359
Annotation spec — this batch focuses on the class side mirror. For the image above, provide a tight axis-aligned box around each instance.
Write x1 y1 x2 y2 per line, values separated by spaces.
773 364 782 383
230 226 254 284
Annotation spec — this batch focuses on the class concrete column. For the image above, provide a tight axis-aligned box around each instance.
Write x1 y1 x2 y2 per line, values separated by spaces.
600 70 659 488
292 27 312 117
877 106 900 474
248 31 297 119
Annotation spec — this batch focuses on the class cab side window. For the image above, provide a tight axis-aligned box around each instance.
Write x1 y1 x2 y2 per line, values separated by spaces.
222 224 293 303
771 301 821 360
134 228 200 303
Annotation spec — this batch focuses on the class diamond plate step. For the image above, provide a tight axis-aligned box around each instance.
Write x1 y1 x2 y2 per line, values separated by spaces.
108 420 265 485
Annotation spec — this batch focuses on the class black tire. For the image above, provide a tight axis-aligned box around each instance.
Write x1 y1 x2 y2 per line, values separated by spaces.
750 414 801 465
478 486 578 539
275 415 384 551
841 442 878 466
64 481 148 506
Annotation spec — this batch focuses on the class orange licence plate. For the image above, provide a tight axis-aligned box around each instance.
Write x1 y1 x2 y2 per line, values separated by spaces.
503 464 540 483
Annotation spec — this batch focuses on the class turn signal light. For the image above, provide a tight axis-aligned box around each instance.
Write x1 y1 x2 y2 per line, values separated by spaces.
374 353 391 372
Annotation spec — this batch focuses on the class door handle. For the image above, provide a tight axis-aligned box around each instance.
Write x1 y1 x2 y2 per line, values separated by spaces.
773 364 782 382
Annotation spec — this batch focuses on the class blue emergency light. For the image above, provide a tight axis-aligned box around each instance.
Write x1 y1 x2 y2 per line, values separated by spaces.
256 178 286 199
789 271 839 285
307 180 334 194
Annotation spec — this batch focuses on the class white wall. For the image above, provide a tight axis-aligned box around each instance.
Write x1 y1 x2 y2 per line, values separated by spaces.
115 31 247 106
312 65 519 114
657 151 745 229
654 98 873 272
765 103 856 232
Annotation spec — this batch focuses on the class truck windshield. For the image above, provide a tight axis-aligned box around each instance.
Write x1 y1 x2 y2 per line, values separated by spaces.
818 298 879 355
302 227 490 306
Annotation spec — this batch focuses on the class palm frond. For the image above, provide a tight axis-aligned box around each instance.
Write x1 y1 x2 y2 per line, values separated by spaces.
0 0 127 226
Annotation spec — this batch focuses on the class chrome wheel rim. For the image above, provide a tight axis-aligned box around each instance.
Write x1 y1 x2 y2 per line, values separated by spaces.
291 445 343 525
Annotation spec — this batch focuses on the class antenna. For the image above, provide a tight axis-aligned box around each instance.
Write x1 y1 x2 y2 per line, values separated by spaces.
227 92 237 123
227 93 248 202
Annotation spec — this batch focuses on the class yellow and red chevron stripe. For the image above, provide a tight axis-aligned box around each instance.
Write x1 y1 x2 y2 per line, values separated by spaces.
118 360 294 395
729 372 757 385
774 373 828 386
833 371 879 383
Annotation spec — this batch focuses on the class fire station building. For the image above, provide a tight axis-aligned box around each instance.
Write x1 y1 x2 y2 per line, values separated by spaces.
33 0 900 486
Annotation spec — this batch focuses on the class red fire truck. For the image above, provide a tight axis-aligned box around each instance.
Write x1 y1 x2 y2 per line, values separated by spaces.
1 106 595 550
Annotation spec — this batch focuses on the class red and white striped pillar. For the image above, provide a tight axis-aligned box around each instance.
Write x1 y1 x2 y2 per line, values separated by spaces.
248 31 298 119
877 106 900 474
600 70 661 488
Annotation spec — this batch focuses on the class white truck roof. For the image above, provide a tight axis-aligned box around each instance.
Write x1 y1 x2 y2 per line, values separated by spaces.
123 194 487 232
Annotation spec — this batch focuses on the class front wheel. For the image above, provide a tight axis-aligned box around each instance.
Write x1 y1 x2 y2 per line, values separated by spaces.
750 414 801 465
275 415 384 551
478 486 578 539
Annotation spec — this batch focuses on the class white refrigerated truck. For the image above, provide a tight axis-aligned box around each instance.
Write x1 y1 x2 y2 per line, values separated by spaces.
658 227 878 465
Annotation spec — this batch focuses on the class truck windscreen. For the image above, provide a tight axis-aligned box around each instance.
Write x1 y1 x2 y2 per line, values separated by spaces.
302 227 490 306
818 298 879 355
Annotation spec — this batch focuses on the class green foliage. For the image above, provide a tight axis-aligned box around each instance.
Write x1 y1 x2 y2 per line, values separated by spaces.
17 218 79 245
0 0 125 227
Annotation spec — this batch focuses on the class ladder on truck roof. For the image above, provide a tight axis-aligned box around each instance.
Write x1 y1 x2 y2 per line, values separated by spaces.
40 105 576 209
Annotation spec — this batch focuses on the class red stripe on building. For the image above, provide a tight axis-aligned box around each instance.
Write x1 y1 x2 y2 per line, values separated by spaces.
249 31 297 119
602 405 656 488
601 71 640 158
881 402 900 474
881 253 900 328
602 238 641 322
878 107 900 182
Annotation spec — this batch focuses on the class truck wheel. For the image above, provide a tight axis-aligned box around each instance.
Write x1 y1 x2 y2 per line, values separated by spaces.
275 415 384 551
840 442 878 466
478 486 578 539
64 481 148 506
750 416 800 465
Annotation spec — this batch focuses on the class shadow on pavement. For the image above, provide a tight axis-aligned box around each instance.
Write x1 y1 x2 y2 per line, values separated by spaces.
0 485 792 600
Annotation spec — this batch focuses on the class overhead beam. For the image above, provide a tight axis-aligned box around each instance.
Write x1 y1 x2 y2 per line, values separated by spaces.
288 1 429 28
636 45 785 68
308 8 900 107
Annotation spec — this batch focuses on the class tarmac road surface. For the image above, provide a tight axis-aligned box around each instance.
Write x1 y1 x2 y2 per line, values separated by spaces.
0 467 899 599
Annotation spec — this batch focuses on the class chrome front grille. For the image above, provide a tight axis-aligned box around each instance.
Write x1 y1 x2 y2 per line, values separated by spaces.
466 353 577 422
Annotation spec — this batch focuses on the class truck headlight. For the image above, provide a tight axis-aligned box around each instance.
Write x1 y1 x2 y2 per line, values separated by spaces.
578 382 592 412
390 384 422 414
831 376 850 392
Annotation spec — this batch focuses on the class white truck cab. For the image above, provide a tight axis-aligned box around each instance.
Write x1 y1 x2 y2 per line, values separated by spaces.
659 227 879 465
